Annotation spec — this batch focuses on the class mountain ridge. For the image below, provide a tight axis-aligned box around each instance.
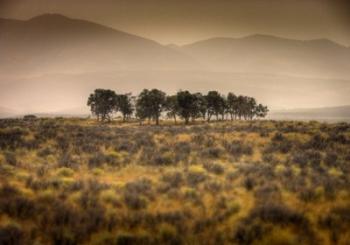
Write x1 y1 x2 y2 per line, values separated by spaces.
1 14 350 112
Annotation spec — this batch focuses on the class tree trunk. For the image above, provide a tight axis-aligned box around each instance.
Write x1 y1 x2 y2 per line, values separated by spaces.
207 114 211 122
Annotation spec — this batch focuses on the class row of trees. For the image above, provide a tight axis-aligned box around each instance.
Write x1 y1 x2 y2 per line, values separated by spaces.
87 89 268 124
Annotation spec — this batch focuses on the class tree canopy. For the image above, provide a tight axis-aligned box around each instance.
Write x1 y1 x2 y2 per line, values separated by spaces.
88 88 269 124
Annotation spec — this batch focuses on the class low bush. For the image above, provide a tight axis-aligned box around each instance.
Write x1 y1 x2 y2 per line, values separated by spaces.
223 140 253 159
187 166 207 186
0 127 26 150
124 192 147 210
201 146 223 159
0 196 37 219
161 171 183 188
4 152 17 166
0 224 24 245
319 205 350 243
203 162 225 175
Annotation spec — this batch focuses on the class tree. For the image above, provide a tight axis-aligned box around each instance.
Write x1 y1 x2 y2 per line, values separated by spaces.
227 92 238 120
219 95 227 120
176 90 197 124
206 91 224 121
136 89 166 125
246 97 257 120
116 93 134 122
165 95 179 124
87 89 117 121
255 104 269 119
236 95 246 120
193 93 207 121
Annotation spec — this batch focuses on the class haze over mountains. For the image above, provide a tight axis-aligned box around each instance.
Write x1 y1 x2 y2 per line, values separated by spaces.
1 14 349 115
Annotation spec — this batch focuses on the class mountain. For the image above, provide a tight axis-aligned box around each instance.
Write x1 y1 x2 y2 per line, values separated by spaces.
181 34 350 79
269 105 350 122
1 14 350 112
0 14 198 75
2 14 349 78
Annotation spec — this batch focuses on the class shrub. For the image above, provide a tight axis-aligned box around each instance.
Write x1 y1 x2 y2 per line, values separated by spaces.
124 179 152 195
234 222 268 245
187 166 207 186
0 184 20 197
56 167 75 177
0 196 37 219
305 133 328 150
159 223 181 244
324 152 338 167
292 151 308 166
298 189 319 203
153 151 174 166
0 128 26 150
254 183 280 202
58 152 77 168
173 142 191 162
272 132 285 142
161 171 183 188
201 146 223 159
124 192 147 210
243 176 255 191
204 180 222 193
115 233 152 245
49 227 77 245
0 224 24 245
223 140 253 159
251 202 309 227
319 205 350 243
203 162 225 175
115 140 135 153
4 152 17 166
37 147 55 158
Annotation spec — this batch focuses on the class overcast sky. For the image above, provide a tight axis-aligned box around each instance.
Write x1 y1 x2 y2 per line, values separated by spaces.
1 0 350 45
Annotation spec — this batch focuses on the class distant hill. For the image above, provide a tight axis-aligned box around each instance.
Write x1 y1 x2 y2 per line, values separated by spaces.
182 35 350 79
270 105 350 122
1 14 350 112
0 14 198 75
1 14 350 78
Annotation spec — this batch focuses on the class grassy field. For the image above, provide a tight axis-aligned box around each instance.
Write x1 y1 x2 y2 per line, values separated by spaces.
0 118 350 244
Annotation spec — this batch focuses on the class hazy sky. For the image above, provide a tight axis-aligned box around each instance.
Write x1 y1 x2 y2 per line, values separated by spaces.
0 0 349 113
1 0 350 45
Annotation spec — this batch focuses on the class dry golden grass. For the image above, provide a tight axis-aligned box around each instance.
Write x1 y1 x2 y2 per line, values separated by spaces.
0 118 349 244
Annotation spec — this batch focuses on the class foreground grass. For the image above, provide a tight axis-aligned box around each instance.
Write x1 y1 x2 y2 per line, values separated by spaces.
0 118 350 244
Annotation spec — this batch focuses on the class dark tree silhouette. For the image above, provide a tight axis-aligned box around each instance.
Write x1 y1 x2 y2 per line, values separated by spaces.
176 90 196 124
87 89 117 121
206 91 224 121
116 93 134 122
136 89 166 125
88 88 269 124
165 95 179 124
255 104 269 119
